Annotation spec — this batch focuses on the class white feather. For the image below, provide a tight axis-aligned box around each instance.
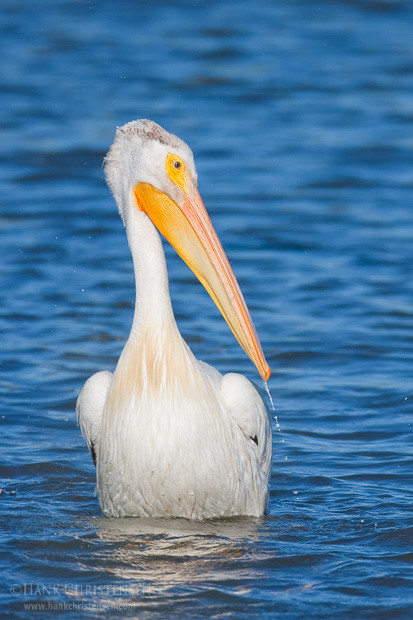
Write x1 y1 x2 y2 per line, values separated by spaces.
77 370 112 463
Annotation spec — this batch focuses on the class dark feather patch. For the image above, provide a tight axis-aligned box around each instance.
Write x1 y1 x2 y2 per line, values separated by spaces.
91 443 97 467
120 119 180 149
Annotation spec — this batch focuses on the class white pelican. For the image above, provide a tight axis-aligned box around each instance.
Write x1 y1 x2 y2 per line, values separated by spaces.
77 120 272 519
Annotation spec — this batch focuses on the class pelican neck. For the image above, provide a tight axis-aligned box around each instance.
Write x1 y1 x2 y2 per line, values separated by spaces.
125 205 177 335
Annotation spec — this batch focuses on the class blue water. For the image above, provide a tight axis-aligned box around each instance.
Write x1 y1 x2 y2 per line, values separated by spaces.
1 0 412 617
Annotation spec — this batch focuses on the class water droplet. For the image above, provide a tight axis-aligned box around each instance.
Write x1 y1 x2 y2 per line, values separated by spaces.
263 381 275 411
264 381 283 434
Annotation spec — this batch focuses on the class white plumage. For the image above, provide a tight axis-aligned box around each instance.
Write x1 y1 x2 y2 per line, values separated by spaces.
77 120 272 519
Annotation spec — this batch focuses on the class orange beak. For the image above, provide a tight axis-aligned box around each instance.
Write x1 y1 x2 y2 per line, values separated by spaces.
133 181 271 381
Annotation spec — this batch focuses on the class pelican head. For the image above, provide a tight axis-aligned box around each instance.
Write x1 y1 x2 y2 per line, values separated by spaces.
104 119 270 381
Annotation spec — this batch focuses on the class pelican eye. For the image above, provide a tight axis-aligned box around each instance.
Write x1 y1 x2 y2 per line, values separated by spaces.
166 153 187 192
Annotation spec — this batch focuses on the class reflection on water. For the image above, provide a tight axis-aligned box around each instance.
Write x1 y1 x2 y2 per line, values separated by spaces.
93 518 264 594
94 515 264 541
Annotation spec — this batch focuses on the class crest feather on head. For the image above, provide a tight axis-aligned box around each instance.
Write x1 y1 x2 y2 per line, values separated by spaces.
103 119 196 222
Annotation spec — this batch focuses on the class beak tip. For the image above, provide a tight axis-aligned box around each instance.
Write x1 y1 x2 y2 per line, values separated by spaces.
260 365 271 382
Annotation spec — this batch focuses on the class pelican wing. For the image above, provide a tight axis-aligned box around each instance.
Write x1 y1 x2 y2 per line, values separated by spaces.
77 370 112 466
221 373 272 478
